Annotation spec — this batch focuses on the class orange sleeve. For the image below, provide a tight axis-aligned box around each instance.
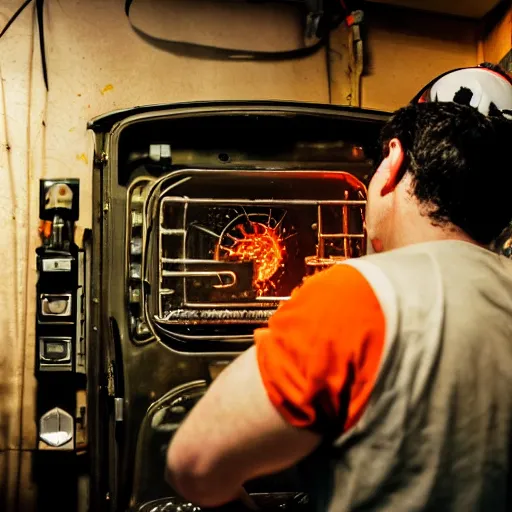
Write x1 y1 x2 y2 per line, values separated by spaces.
255 264 386 437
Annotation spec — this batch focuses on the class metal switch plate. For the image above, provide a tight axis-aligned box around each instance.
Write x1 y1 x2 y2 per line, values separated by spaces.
40 293 72 317
42 258 72 273
40 407 74 448
39 337 72 371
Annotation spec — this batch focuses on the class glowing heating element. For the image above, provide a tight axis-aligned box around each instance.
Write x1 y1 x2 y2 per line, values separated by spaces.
216 220 286 295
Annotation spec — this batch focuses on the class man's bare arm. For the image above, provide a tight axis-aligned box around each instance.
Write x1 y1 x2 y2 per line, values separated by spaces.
165 346 321 508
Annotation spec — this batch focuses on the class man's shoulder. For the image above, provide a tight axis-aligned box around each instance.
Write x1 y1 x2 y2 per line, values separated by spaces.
343 243 448 302
349 240 512 298
356 240 498 269
351 244 433 273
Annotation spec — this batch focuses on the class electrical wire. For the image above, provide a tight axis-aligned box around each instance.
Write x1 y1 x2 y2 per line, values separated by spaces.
0 0 48 90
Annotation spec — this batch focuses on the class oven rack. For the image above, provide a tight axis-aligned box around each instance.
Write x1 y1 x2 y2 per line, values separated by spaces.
155 195 365 323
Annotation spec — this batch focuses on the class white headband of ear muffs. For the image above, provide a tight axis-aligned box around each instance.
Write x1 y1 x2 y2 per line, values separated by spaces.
412 65 512 120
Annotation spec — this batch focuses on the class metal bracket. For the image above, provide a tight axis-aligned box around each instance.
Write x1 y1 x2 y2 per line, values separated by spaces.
149 144 172 164
114 398 124 422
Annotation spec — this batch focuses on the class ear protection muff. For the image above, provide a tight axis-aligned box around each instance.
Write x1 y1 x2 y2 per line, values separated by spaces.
411 63 512 120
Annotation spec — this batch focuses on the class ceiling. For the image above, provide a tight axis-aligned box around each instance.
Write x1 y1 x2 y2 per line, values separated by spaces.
367 0 503 19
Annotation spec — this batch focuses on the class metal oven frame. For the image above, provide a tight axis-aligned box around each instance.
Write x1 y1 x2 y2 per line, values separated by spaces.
87 101 389 511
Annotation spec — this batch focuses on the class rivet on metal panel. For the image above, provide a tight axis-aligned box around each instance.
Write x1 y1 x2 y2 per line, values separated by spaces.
94 152 108 166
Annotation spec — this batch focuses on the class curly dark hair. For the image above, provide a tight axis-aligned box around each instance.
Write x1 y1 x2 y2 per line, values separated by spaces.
379 101 512 245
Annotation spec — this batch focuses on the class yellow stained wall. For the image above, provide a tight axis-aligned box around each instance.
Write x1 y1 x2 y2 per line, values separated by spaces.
0 0 478 509
361 3 478 111
478 1 512 63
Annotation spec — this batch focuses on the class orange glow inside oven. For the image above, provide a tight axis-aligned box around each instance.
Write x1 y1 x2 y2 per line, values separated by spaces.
217 220 286 296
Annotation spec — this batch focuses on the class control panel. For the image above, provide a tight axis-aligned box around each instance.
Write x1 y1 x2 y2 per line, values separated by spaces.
35 179 87 451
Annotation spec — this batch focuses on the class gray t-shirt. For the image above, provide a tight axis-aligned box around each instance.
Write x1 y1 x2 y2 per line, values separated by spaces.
314 241 512 511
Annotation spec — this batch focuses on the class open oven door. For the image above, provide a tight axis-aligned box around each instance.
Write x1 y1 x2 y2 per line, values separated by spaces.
87 101 390 512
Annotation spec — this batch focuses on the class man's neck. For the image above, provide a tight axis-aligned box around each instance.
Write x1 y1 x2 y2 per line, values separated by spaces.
385 206 478 251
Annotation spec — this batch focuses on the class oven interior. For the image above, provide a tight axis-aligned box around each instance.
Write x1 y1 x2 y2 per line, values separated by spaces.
139 168 367 351
90 103 388 512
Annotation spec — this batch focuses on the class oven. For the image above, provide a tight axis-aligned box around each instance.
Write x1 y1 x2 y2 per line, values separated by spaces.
85 101 389 511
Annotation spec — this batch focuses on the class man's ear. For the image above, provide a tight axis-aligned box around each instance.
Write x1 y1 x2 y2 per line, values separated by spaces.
381 138 405 196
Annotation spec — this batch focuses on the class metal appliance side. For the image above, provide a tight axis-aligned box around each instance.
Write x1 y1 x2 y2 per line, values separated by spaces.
91 102 390 511
89 127 113 512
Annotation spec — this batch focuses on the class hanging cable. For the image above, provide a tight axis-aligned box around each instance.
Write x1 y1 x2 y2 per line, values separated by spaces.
125 0 346 61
